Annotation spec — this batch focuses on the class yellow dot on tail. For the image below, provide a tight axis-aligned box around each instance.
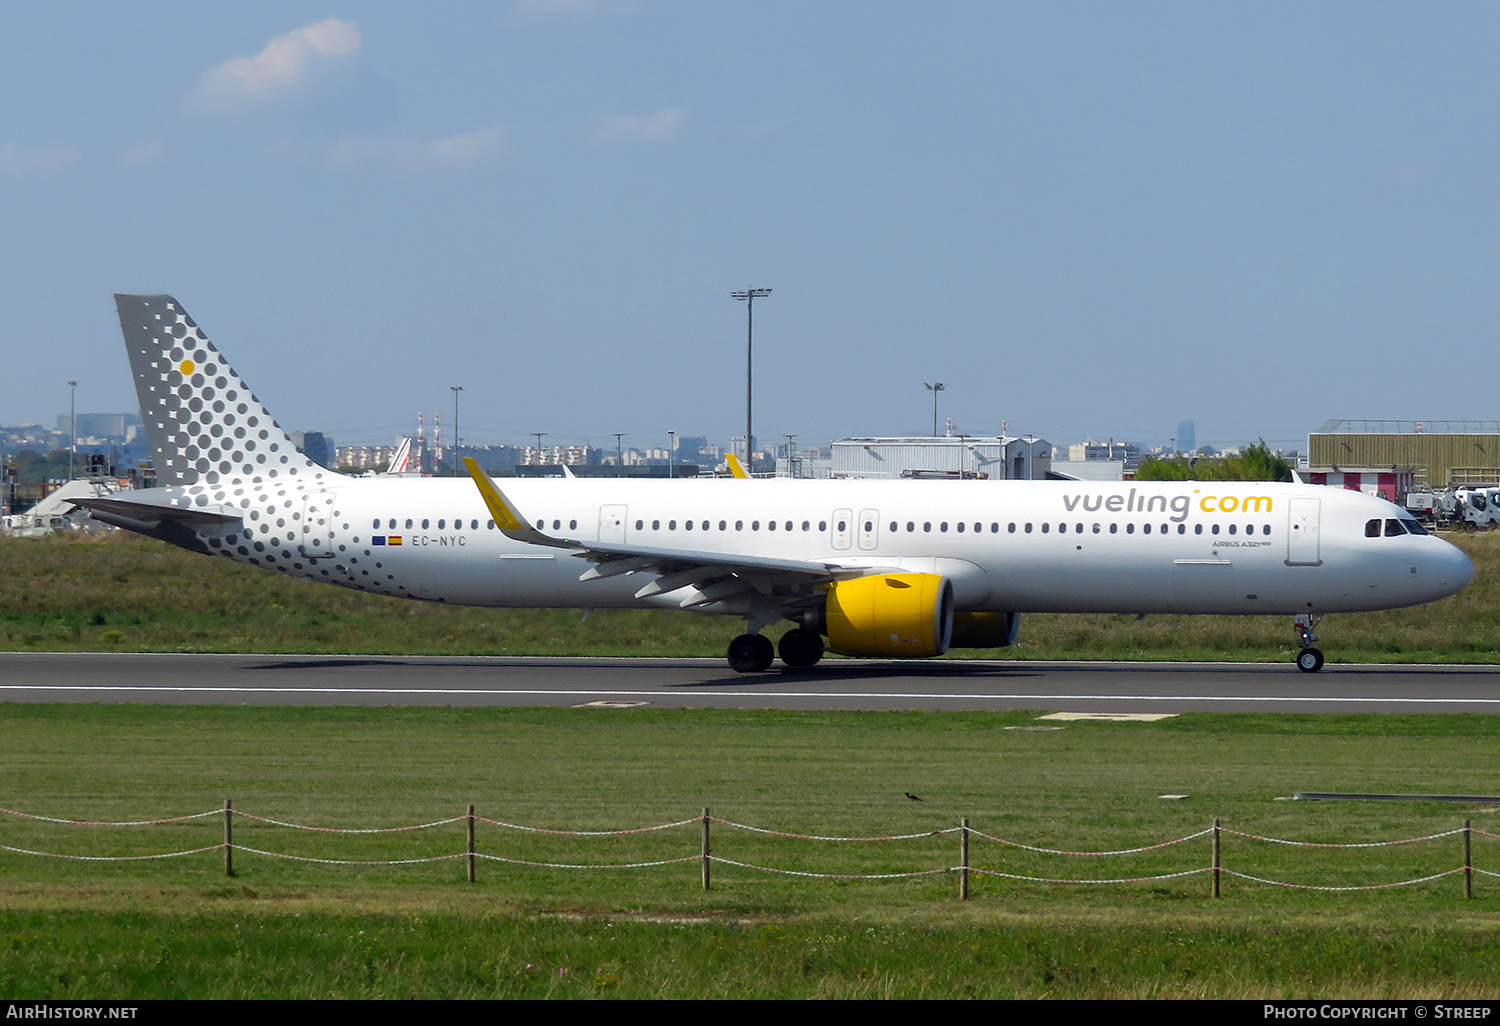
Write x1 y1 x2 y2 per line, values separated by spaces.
179 360 195 375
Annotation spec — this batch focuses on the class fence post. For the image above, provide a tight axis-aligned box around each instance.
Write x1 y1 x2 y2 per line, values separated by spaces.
224 799 233 878
1211 818 1220 899
1464 819 1472 900
702 808 711 891
467 805 476 883
960 818 970 900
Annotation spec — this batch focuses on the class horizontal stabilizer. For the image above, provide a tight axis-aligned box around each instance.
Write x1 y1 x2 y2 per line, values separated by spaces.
69 494 242 526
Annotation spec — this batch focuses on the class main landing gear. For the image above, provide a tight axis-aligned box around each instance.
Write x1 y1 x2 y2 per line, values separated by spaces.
1293 613 1324 673
727 633 774 673
727 627 825 672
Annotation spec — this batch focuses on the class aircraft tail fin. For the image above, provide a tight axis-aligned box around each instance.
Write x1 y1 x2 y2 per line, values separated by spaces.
384 436 415 475
114 294 323 488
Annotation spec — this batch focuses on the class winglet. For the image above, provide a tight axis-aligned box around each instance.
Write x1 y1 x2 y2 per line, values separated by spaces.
464 457 574 549
725 453 750 479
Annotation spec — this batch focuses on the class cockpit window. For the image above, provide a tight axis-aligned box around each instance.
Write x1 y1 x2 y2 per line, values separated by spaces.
1384 519 1404 537
1401 517 1428 536
1365 519 1381 538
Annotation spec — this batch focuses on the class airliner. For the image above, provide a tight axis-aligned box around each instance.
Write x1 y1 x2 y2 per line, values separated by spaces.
77 294 1474 674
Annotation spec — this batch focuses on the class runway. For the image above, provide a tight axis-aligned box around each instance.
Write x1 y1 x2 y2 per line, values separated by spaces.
3 652 1500 713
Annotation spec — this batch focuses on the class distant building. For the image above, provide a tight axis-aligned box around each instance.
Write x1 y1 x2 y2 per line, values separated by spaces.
829 436 1050 480
1176 418 1195 454
1067 439 1143 472
289 431 333 469
1309 420 1500 488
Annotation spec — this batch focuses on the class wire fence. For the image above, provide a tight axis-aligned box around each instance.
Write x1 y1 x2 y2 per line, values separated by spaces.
1 802 1496 899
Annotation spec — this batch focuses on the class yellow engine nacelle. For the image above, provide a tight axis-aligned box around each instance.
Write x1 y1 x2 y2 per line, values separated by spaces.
950 611 1022 649
825 573 954 658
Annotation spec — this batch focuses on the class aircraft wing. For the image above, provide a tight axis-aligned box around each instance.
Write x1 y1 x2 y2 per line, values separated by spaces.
463 458 891 608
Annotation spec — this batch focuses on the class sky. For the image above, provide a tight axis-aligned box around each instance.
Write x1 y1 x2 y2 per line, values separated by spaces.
2 1 1497 454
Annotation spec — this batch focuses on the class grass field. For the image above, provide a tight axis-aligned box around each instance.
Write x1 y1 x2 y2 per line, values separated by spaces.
1 531 1497 663
2 704 1499 998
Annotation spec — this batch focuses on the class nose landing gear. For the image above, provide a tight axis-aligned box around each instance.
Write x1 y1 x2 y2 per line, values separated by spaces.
1293 614 1324 672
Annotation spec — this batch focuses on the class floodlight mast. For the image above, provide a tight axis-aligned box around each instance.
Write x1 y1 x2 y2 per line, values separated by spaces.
925 381 946 437
730 287 771 475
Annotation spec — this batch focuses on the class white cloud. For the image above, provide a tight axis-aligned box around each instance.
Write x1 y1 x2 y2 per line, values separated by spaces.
121 140 166 166
0 143 81 175
591 110 685 145
328 128 503 173
191 19 362 112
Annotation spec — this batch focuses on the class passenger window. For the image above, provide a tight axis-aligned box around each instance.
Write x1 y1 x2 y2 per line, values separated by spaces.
652 520 660 530
372 519 380 529
1008 523 1017 533
570 519 577 530
1042 523 1050 534
907 522 916 532
976 523 983 533
956 522 965 532
1177 524 1186 534
406 519 413 529
753 521 761 530
991 523 999 533
1211 524 1220 535
819 521 827 531
1110 523 1118 534
438 519 445 529
719 521 727 531
1092 523 1101 533
1126 524 1135 534
635 520 643 530
552 520 560 530
864 521 873 532
669 520 677 530
1076 524 1083 534
767 520 775 531
685 520 693 530
1228 524 1236 535
423 519 431 529
785 521 793 531
1144 524 1151 534
736 521 744 531
1195 524 1203 535
802 521 810 531
940 522 948 533
487 520 495 530
924 522 932 532
1025 523 1033 533
1263 524 1271 535
890 521 898 532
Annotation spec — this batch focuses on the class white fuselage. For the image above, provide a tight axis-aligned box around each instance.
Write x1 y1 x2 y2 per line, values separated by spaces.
174 475 1473 618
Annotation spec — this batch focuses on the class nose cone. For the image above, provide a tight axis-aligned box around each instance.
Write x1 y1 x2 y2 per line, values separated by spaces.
1431 540 1475 598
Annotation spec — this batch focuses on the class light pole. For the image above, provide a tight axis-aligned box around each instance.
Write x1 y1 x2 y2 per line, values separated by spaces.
531 432 547 467
924 382 945 437
667 430 675 480
450 386 463 473
67 379 78 480
784 434 797 478
730 287 771 474
614 433 627 477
